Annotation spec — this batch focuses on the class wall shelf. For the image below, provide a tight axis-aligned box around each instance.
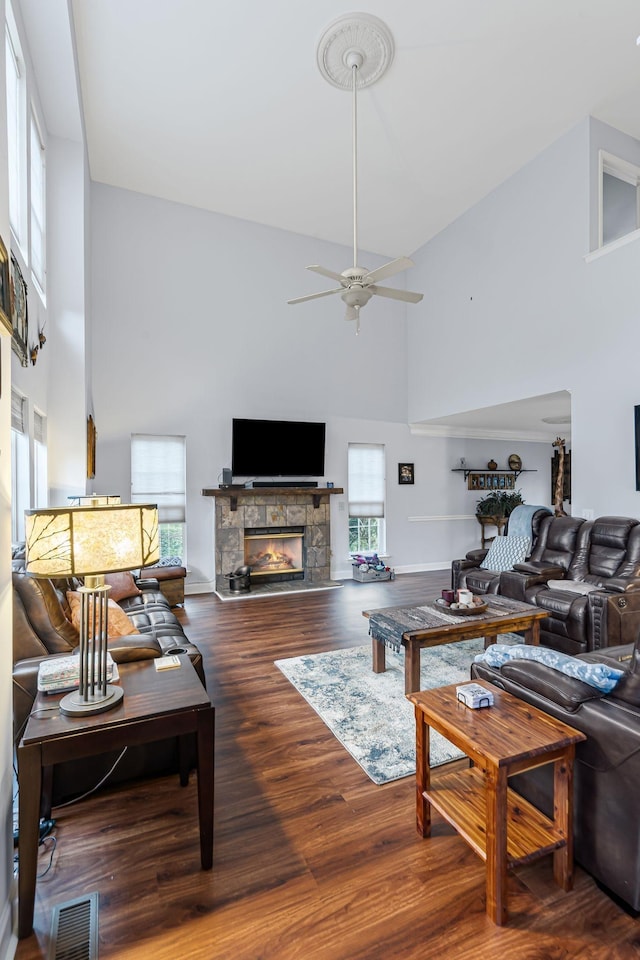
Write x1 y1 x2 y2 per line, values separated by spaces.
451 469 536 492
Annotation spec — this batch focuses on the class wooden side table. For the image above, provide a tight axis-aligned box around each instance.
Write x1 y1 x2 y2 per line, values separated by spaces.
17 657 214 939
407 681 586 925
477 515 507 548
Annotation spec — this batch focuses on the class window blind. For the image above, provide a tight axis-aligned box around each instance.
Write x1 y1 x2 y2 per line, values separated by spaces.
131 434 186 523
11 388 26 433
348 443 385 518
34 409 46 444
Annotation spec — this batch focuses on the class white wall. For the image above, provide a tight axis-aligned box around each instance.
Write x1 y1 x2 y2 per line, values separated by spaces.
407 118 640 522
89 185 413 589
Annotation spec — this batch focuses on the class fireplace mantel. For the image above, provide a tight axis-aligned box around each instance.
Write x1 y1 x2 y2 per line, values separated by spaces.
203 486 343 592
202 486 343 511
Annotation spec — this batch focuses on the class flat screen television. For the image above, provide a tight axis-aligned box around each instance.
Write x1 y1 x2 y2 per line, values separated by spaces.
231 418 326 478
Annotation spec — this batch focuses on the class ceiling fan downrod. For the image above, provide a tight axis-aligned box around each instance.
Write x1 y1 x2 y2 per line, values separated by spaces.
348 51 363 271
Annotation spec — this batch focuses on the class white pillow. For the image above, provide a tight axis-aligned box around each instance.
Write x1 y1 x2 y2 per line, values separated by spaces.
480 536 531 572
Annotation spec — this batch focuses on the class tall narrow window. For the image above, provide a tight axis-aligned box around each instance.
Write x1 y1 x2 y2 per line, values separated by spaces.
6 12 26 247
348 442 385 555
11 388 29 543
30 110 45 291
599 151 640 248
131 434 187 561
33 408 47 508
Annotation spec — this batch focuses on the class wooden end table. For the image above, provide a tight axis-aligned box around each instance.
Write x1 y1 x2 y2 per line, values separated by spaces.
17 656 214 939
407 681 586 925
364 596 546 694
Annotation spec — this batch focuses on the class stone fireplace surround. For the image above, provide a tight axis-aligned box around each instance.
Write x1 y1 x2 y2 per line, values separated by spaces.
202 487 343 594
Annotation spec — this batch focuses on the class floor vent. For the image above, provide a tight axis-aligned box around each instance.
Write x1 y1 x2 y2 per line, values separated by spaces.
48 892 99 960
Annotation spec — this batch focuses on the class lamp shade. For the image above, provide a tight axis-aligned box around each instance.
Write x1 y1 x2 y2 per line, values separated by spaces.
24 503 159 578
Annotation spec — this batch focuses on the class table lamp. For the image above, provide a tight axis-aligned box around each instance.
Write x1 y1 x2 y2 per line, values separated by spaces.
24 502 159 716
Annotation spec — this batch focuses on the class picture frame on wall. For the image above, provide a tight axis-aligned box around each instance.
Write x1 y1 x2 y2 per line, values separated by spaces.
0 237 11 335
398 462 414 485
10 253 28 367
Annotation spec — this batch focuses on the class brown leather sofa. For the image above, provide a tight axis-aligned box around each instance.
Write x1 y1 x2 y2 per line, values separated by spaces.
472 638 640 911
453 515 640 654
13 565 205 805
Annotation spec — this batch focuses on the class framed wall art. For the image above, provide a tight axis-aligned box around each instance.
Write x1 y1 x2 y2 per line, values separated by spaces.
398 462 414 485
10 253 28 367
0 237 11 335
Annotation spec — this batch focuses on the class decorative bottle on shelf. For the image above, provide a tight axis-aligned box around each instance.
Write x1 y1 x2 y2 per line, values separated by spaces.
487 459 497 470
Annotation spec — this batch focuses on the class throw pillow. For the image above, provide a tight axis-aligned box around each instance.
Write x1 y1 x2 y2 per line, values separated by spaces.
156 556 182 567
66 591 140 639
103 571 142 602
479 536 530 572
476 643 624 693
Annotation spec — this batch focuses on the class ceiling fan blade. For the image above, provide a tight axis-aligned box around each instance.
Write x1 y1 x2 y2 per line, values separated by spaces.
344 304 358 322
307 265 347 283
370 285 424 304
363 257 415 284
287 287 343 305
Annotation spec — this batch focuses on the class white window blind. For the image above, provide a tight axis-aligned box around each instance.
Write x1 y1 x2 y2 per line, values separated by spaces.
348 443 385 518
34 409 46 444
131 434 186 523
6 18 25 243
11 387 26 432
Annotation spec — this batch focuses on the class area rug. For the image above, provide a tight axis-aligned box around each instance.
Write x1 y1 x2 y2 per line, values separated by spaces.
275 638 516 785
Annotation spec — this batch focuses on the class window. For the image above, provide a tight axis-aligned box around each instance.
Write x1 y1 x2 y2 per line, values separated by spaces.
30 110 45 292
131 435 186 562
11 388 29 543
599 151 640 248
348 443 385 555
33 409 47 508
6 12 26 247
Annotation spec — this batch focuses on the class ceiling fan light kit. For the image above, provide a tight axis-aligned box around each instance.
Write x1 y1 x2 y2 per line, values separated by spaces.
287 13 423 334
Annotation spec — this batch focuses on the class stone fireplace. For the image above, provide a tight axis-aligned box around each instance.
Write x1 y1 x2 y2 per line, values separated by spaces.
201 486 343 593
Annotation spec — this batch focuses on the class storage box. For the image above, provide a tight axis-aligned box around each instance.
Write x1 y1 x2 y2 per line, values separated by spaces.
352 566 392 582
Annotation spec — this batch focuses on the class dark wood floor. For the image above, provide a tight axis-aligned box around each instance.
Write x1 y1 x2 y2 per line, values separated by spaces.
15 572 640 959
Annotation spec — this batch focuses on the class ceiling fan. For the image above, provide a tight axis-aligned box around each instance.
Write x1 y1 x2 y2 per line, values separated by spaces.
287 14 423 334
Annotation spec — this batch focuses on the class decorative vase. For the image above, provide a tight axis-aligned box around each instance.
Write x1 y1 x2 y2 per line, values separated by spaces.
487 459 497 470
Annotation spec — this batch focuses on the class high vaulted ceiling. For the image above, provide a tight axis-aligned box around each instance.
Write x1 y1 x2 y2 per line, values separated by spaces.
24 0 640 261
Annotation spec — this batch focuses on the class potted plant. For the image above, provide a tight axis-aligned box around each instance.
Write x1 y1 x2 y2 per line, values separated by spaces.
475 490 524 521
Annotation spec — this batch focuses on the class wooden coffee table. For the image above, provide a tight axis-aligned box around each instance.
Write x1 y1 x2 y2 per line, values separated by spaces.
364 596 546 694
17 656 214 939
407 681 586 925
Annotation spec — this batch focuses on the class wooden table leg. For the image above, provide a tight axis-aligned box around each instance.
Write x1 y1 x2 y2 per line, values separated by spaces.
196 705 215 870
483 633 498 650
415 707 431 838
404 640 421 694
485 764 508 925
372 636 386 674
524 621 541 645
553 748 575 891
18 742 42 939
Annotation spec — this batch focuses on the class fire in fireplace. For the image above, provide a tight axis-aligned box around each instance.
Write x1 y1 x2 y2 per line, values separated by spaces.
244 527 304 579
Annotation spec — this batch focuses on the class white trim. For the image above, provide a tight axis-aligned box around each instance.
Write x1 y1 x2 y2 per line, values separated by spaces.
408 514 476 522
585 226 640 262
409 422 555 442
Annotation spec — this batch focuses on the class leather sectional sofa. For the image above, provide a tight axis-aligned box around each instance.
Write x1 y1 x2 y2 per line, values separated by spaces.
472 638 640 911
453 515 640 655
12 562 205 806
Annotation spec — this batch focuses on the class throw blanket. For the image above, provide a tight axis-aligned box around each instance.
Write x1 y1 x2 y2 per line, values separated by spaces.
507 504 552 548
476 643 624 693
368 598 531 653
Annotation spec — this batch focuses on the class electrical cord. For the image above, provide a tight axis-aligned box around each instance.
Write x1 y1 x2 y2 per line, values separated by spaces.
54 746 128 808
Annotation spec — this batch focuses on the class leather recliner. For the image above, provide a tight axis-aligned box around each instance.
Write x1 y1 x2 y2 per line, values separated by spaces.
452 507 553 595
472 636 640 912
502 516 640 655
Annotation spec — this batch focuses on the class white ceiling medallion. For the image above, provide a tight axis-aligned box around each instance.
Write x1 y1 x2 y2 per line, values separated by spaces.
316 13 394 90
